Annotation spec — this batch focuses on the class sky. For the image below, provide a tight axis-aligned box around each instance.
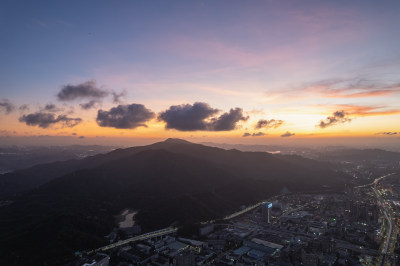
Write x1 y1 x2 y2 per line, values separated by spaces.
1 0 400 147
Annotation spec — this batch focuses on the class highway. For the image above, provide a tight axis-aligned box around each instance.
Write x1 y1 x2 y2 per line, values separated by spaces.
354 173 395 189
366 173 397 265
87 227 178 254
373 185 392 255
86 175 398 256
223 201 264 220
222 195 284 221
88 196 275 254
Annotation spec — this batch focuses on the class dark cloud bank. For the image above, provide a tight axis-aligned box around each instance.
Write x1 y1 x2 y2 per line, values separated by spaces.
96 104 155 129
19 112 82 128
318 110 351 128
158 102 248 131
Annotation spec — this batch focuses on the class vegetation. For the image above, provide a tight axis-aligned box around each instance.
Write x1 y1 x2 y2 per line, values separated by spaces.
0 139 350 265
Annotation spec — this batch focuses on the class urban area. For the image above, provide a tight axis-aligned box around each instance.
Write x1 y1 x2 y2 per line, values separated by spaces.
70 156 400 266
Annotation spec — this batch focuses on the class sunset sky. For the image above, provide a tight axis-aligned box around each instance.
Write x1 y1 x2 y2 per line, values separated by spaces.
1 1 399 147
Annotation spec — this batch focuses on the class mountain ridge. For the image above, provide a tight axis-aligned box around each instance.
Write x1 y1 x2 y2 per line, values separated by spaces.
0 139 350 265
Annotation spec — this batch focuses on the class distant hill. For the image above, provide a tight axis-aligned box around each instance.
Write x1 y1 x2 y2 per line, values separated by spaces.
0 145 116 173
0 139 349 265
317 148 400 162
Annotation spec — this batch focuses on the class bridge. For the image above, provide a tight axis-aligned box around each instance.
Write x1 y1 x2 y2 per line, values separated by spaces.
223 199 275 221
86 196 278 254
223 202 263 220
87 227 178 254
86 199 269 255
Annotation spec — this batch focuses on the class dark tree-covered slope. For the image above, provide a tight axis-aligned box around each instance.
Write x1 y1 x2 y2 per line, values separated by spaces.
0 139 349 265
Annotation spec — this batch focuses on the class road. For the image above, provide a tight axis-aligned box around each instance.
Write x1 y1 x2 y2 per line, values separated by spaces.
373 185 392 255
87 227 178 254
275 204 309 222
89 196 279 254
366 173 397 265
354 173 395 189
86 174 397 256
223 201 264 220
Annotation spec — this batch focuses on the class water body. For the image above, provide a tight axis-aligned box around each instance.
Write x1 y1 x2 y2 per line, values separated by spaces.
118 209 137 228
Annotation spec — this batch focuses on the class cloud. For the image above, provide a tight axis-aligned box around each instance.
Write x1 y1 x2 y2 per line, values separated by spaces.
255 119 284 129
246 109 265 115
299 78 400 98
19 104 29 111
376 132 399 136
280 131 295 137
209 108 249 131
0 99 15 114
0 130 17 136
253 132 265 136
96 104 155 129
242 132 265 137
71 132 77 135
112 89 127 103
318 110 351 128
80 100 99 110
329 104 400 117
159 102 219 131
44 104 61 112
158 102 248 131
269 78 400 102
19 112 82 128
78 136 85 139
57 80 108 101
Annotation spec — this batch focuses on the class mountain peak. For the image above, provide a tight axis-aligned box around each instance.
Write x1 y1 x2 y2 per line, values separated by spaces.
163 138 192 144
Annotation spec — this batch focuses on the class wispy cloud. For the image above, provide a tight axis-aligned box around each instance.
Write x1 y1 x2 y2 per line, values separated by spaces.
43 103 62 113
32 18 47 28
255 119 284 129
80 100 100 110
306 78 400 98
376 131 399 136
0 99 15 114
267 78 400 102
242 132 265 137
112 89 127 104
328 104 400 117
19 104 30 111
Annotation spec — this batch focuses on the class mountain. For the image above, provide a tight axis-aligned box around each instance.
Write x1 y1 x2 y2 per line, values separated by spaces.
0 139 349 265
0 145 116 173
0 138 346 198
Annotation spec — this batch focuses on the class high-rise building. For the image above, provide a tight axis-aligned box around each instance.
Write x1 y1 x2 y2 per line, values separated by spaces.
261 202 272 223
